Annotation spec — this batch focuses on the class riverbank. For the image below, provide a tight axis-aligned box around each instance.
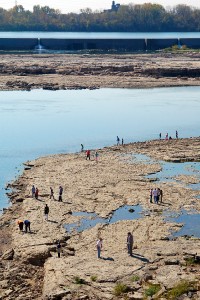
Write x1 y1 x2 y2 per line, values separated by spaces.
0 137 200 299
0 52 200 91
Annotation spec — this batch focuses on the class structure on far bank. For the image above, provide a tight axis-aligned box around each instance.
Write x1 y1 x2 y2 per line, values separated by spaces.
104 1 120 12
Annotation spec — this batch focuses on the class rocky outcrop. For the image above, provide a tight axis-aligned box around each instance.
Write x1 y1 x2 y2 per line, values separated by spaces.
0 137 200 299
0 52 200 91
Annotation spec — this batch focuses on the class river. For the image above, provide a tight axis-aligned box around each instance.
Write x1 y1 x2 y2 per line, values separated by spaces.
0 86 200 210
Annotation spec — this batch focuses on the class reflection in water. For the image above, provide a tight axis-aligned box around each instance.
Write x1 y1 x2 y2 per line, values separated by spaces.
64 205 142 233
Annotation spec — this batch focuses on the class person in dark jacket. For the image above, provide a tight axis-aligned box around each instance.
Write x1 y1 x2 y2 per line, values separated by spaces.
127 232 133 256
57 241 61 258
44 204 49 221
24 220 31 233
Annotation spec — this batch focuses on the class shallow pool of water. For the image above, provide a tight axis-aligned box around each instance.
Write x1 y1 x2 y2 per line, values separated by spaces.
165 210 200 238
64 205 142 233
132 153 200 190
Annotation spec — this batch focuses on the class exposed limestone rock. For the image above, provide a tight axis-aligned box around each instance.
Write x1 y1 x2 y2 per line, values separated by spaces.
1 248 14 260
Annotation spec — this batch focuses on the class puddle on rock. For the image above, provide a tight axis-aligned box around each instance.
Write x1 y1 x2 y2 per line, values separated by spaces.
64 205 143 233
165 210 200 238
132 153 200 190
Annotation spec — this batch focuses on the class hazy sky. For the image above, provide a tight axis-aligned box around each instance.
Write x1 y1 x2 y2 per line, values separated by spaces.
0 0 199 13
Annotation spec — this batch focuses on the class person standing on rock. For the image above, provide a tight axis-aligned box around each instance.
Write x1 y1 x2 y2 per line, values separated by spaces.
32 185 35 198
122 138 124 146
81 144 84 152
127 232 133 256
159 133 161 139
17 220 24 232
116 136 120 146
153 188 158 204
24 220 31 233
35 187 39 199
44 204 49 221
95 151 99 162
86 149 91 160
50 187 54 200
176 130 178 139
96 238 103 258
59 186 63 201
57 241 61 258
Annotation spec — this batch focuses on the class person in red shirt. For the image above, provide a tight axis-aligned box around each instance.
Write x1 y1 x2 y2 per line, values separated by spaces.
86 150 91 160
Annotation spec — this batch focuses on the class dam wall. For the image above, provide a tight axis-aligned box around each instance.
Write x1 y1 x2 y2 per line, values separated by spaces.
40 38 146 51
0 38 38 50
0 37 199 51
146 39 178 50
180 38 200 49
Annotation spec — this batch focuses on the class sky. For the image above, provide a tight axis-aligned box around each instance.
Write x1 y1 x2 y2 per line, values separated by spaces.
0 0 199 13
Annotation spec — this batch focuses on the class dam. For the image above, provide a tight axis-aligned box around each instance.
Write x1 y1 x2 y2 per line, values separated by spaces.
0 37 200 51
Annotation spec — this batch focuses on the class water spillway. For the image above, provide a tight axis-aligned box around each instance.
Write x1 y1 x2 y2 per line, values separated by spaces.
0 37 199 51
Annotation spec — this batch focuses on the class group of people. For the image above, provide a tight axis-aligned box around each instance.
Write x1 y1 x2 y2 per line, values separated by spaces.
85 149 99 162
32 185 63 202
31 185 39 199
159 130 178 140
17 219 31 233
150 188 163 204
96 232 134 259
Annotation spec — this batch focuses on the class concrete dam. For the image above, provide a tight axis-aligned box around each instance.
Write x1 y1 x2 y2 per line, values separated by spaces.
0 37 200 51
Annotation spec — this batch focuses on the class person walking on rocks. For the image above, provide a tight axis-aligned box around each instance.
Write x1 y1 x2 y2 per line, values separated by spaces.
35 187 39 199
32 185 35 198
50 187 54 200
96 238 103 259
81 144 84 152
24 220 31 233
57 241 61 258
44 204 49 221
59 186 63 201
122 138 124 146
17 220 24 232
127 232 133 256
176 130 178 139
86 149 91 160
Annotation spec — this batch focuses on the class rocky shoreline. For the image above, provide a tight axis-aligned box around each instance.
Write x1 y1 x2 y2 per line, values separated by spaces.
0 137 200 299
0 52 200 91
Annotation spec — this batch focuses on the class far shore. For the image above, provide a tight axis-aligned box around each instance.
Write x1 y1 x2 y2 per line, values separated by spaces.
0 137 200 299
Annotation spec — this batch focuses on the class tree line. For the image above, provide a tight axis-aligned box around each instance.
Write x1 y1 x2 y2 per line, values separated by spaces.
0 3 199 31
